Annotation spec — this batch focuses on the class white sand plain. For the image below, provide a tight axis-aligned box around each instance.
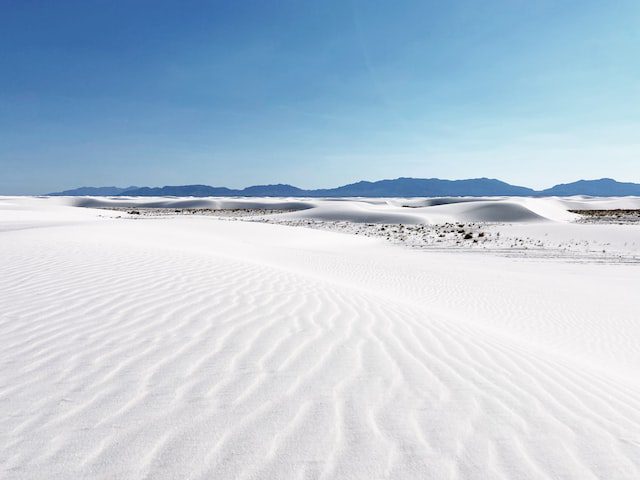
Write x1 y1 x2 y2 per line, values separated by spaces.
1 195 639 479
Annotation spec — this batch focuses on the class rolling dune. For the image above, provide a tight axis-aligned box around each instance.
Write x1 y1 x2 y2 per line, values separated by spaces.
1 197 639 479
48 194 640 224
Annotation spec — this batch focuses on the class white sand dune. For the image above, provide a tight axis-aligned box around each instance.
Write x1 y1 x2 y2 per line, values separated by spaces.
44 194 640 224
67 196 315 211
56 194 640 224
1 197 640 479
554 196 640 211
268 197 579 224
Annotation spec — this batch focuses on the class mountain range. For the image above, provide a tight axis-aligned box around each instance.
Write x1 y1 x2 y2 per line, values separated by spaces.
48 177 640 197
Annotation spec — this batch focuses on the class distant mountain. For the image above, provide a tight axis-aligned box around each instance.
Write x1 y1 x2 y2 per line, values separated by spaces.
117 185 236 196
312 177 535 197
48 186 138 196
116 184 305 197
241 184 305 196
47 177 640 197
118 178 534 197
539 178 640 196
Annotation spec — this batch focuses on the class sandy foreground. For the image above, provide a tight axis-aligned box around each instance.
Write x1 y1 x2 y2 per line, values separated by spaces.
1 196 640 479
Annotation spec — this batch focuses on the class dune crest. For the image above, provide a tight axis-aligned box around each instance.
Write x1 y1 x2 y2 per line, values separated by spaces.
44 194 640 224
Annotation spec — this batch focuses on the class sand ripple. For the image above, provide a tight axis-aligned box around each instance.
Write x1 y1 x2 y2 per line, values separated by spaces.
1 215 640 479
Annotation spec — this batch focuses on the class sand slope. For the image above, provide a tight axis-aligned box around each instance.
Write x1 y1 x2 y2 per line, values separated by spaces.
1 197 640 479
47 194 640 224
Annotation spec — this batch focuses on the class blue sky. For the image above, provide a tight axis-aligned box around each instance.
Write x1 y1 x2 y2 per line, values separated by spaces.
1 0 639 194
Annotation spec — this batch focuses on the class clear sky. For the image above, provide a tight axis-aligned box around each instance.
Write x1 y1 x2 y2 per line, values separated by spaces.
1 0 639 194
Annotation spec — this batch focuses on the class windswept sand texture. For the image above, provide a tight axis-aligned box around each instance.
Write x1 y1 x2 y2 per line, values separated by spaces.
1 196 640 479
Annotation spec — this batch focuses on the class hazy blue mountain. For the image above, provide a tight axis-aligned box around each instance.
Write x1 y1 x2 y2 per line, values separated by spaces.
122 184 305 196
312 177 535 197
240 184 305 196
48 177 640 197
119 178 535 197
539 178 640 196
118 185 236 196
48 186 138 196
